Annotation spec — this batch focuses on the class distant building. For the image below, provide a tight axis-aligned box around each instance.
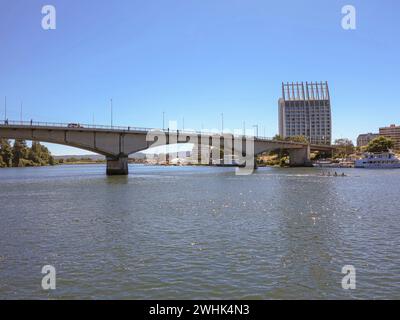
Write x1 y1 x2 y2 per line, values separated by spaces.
357 133 379 147
379 124 400 150
278 82 332 145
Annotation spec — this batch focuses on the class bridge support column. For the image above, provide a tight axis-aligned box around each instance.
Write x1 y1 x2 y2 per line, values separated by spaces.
288 146 312 167
106 156 128 175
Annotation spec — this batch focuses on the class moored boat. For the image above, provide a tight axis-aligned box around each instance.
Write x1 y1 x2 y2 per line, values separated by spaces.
355 151 400 168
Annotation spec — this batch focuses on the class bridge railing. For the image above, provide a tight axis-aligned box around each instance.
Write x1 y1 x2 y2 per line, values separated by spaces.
0 119 155 132
0 120 338 151
0 119 301 143
2 120 333 148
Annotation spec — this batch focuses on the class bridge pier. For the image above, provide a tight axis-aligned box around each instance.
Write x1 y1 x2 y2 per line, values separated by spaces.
254 156 258 170
106 156 128 175
288 146 312 167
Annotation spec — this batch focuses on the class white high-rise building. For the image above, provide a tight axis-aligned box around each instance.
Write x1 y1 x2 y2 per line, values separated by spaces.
278 82 332 145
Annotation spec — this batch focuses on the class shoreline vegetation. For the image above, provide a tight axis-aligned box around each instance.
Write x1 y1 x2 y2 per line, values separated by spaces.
0 139 55 168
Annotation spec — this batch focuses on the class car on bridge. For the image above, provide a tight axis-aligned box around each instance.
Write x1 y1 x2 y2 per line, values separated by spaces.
67 123 83 128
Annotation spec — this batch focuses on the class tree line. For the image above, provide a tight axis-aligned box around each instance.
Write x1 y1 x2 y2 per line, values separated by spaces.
333 136 395 158
263 134 396 164
0 139 55 168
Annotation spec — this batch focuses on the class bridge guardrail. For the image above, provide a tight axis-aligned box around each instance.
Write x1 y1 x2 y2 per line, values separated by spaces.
0 120 319 145
0 120 152 132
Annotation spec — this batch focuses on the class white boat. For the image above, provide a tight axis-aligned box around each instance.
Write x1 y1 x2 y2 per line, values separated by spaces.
355 151 400 168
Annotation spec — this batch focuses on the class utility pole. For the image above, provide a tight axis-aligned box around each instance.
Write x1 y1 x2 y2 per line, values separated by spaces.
182 117 185 131
4 96 6 121
20 101 22 123
243 121 246 136
110 98 113 128
221 113 224 133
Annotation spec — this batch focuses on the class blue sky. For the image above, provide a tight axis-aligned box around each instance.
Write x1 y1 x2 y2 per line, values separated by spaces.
1 0 399 155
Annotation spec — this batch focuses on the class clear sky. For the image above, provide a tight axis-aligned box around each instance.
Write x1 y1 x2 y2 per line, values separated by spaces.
1 0 399 155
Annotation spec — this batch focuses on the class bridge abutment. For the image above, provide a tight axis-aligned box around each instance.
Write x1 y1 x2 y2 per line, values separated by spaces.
288 146 312 167
106 156 128 175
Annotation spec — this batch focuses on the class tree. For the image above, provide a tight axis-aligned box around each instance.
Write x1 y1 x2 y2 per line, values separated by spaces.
272 134 284 141
272 135 309 143
366 136 394 153
285 135 309 143
0 139 13 167
28 141 42 164
26 141 55 166
39 144 51 164
334 138 354 158
0 140 56 168
12 140 29 167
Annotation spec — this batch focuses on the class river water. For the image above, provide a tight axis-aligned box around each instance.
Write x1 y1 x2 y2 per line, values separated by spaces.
0 164 399 299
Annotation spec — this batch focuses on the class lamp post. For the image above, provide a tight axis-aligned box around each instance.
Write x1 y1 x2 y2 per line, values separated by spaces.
253 124 258 138
110 98 113 128
4 96 6 121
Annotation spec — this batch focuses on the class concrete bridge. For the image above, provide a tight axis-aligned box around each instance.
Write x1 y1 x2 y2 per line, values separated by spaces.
0 120 333 175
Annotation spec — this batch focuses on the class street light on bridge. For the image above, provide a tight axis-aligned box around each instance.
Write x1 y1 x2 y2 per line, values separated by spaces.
253 124 258 138
110 98 113 128
4 96 6 121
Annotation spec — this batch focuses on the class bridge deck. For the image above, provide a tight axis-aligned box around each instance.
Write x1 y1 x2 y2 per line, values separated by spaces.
0 120 333 150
